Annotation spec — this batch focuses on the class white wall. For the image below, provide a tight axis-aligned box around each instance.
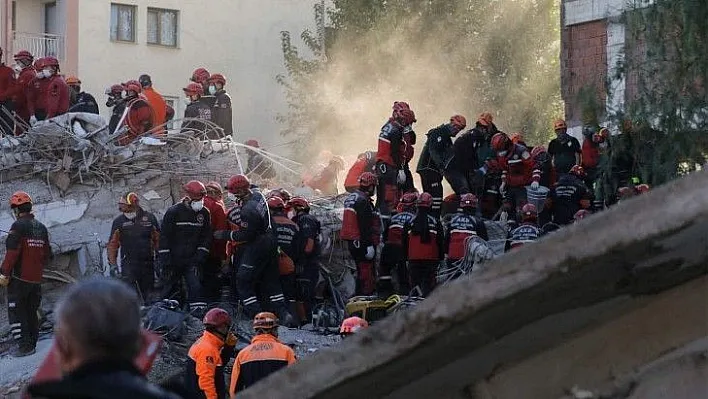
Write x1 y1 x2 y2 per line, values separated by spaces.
77 0 317 150
13 0 44 34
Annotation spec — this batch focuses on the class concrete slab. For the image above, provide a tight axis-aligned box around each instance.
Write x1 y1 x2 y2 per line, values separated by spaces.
0 339 53 389
238 170 708 399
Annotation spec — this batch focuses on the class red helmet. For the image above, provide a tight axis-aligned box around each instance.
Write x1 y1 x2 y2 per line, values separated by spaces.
397 109 416 126
267 196 285 210
203 308 231 329
191 68 210 83
14 50 33 62
399 192 418 208
530 145 547 159
636 183 650 194
44 56 59 68
109 84 125 96
340 316 369 335
288 196 310 211
569 165 586 178
491 132 512 152
593 127 610 143
358 172 378 188
33 57 47 70
417 192 433 208
617 186 634 199
521 203 537 222
183 82 203 96
226 174 251 194
450 115 467 131
124 80 142 94
183 180 206 200
253 312 278 330
553 119 567 131
208 73 226 86
9 191 32 208
392 101 410 116
245 139 259 148
459 193 479 209
478 112 493 127
574 209 591 221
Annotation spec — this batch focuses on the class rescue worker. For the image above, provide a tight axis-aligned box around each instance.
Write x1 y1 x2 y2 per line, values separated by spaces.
0 191 51 357
106 83 127 135
583 127 610 210
339 316 369 338
376 102 417 222
344 151 377 193
268 196 301 323
531 145 554 225
481 132 539 220
214 174 296 326
508 204 542 250
65 76 99 114
203 182 228 304
229 312 296 396
106 192 160 302
416 115 470 217
191 67 212 98
379 192 417 296
289 196 321 323
548 119 582 174
404 192 444 297
454 112 499 192
305 155 345 195
158 180 211 314
117 80 155 145
139 74 167 135
9 50 35 134
548 165 592 225
478 158 505 220
0 47 16 135
446 193 489 265
510 132 527 148
185 308 237 399
27 56 69 122
208 73 233 136
341 172 380 296
398 102 418 193
244 139 277 181
182 82 213 136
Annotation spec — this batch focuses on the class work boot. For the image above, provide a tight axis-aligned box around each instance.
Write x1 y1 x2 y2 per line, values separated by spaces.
11 345 36 358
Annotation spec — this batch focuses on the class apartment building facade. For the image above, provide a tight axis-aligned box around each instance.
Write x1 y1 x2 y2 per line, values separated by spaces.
0 0 318 145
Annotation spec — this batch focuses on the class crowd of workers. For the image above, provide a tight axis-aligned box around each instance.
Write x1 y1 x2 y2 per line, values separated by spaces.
340 101 651 298
0 48 234 143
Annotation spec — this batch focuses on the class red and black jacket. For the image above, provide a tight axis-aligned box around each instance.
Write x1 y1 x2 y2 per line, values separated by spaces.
376 119 405 168
1 214 51 283
204 196 228 261
405 212 444 261
384 211 414 246
489 144 538 188
344 152 376 192
445 212 488 260
341 190 378 246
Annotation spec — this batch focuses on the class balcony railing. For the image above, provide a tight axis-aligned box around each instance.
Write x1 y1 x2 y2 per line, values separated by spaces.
12 32 65 63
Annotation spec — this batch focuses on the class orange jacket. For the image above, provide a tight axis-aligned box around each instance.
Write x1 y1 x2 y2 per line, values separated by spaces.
142 87 167 133
186 331 225 399
229 334 296 396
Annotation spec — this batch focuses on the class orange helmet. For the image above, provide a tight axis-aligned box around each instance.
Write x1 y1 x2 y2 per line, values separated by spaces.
118 192 139 206
208 73 226 86
203 308 232 329
478 112 493 127
358 172 378 188
9 191 32 208
450 115 467 131
491 132 512 152
569 165 586 178
267 196 286 210
65 75 81 86
510 132 524 145
521 203 537 222
253 312 278 330
183 82 203 96
553 119 567 131
191 68 210 83
226 174 251 194
459 193 479 209
183 180 206 200
340 316 369 335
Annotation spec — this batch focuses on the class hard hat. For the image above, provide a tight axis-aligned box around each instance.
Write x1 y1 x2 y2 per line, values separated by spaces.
65 75 81 85
491 132 511 152
191 68 210 83
253 312 278 330
417 192 433 208
459 193 479 209
183 180 206 200
118 192 139 206
288 196 310 211
208 73 226 86
123 80 142 94
9 191 32 208
203 308 232 329
358 172 378 188
205 181 223 195
553 119 567 130
569 165 586 178
225 174 250 194
450 115 467 131
521 203 538 222
13 50 33 62
397 109 416 126
245 139 259 148
478 112 493 126
183 82 203 96
339 316 368 335
267 196 285 209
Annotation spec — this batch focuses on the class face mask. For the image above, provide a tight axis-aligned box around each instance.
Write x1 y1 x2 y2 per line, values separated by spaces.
13 64 21 73
121 90 128 98
123 212 136 219
43 68 53 78
227 192 237 202
497 150 508 157
208 85 217 95
183 98 191 106
190 199 204 212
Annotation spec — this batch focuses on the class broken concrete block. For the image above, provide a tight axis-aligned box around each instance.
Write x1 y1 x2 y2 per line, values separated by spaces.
33 199 89 229
48 171 71 192
143 190 162 201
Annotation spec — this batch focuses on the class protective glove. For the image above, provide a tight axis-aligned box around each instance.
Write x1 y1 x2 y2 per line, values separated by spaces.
108 264 119 277
365 246 375 260
530 181 540 190
499 182 507 197
213 230 233 241
500 211 509 223
397 170 407 184
29 115 38 126
225 331 237 347
0 274 9 287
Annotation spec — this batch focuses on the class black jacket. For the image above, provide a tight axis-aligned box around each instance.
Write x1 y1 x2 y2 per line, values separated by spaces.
416 124 456 174
211 90 232 136
182 100 212 134
109 102 127 135
69 91 99 114
107 208 160 267
229 191 271 244
292 214 321 258
27 360 183 399
550 174 591 225
158 201 212 267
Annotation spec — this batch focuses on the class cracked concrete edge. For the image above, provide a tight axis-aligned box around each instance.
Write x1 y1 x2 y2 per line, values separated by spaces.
238 171 708 399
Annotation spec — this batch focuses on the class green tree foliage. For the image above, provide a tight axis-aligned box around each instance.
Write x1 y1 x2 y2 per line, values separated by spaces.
278 0 562 160
610 0 708 185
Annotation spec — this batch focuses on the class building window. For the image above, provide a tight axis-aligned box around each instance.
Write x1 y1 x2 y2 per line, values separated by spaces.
147 8 178 47
110 3 136 42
